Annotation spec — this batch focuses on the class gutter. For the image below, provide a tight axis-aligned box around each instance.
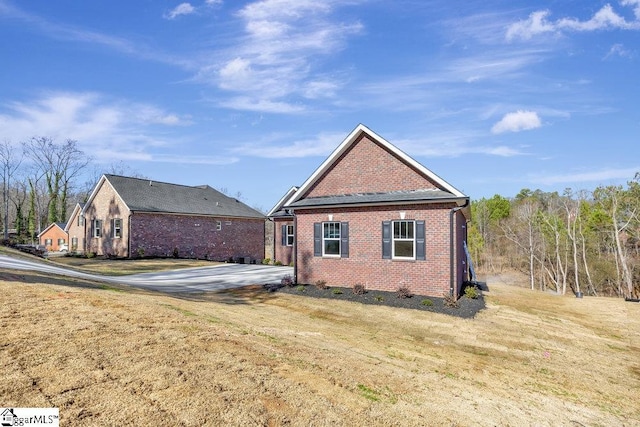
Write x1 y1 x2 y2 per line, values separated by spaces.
450 198 470 298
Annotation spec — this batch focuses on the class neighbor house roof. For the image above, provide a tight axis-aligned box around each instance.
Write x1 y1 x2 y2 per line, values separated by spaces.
64 203 84 232
83 174 265 219
286 124 468 209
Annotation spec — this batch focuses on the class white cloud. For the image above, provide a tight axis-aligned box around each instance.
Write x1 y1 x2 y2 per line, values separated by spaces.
0 92 190 161
165 3 196 20
232 131 345 158
200 0 363 113
605 43 633 59
530 167 640 185
205 0 223 5
491 110 542 134
506 3 640 41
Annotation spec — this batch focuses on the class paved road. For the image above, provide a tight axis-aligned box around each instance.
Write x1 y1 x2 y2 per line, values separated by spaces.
0 254 294 293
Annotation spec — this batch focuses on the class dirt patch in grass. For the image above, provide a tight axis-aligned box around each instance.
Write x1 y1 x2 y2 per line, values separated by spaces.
1 267 639 426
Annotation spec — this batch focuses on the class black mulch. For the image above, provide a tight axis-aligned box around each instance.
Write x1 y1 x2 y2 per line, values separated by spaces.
263 282 485 319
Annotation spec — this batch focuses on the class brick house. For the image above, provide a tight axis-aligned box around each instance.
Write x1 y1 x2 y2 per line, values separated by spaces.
79 174 265 261
38 222 68 252
65 203 85 253
267 186 298 266
279 124 471 298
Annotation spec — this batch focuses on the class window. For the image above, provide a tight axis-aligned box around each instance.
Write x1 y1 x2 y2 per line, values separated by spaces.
112 218 122 238
58 238 66 246
216 221 222 231
281 224 294 246
71 237 78 250
313 222 349 258
323 222 341 256
45 238 52 247
78 215 84 226
92 219 103 238
382 220 425 260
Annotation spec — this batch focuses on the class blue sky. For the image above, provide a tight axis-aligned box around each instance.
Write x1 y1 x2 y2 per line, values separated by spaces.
1 0 639 212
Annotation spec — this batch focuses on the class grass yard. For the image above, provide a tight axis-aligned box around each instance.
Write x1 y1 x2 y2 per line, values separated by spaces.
0 260 639 426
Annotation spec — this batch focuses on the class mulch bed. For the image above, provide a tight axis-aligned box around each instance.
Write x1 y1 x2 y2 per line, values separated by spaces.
263 282 485 319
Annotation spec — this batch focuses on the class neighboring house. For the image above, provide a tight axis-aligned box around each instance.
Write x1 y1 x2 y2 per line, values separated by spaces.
65 203 85 253
79 174 266 261
279 124 471 298
38 222 68 252
267 186 298 266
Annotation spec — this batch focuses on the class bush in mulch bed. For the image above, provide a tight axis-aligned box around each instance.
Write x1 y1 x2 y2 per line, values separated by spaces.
263 282 485 319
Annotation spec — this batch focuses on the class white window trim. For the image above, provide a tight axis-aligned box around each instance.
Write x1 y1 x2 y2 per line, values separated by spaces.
93 219 102 238
113 218 122 238
322 222 341 257
216 220 222 231
286 225 294 246
392 220 416 260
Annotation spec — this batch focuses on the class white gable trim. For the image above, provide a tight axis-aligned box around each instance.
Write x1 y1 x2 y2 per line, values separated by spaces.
81 175 131 216
285 124 466 206
64 203 83 232
267 186 299 217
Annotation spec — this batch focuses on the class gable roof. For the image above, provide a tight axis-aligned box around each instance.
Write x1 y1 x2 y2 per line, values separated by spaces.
266 186 299 218
37 222 67 238
64 203 83 232
84 174 264 219
286 124 467 209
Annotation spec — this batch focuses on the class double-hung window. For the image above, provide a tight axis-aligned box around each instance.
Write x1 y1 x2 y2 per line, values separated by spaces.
323 222 341 256
382 220 425 260
281 224 294 246
313 222 349 258
112 218 122 238
393 220 415 259
92 219 103 238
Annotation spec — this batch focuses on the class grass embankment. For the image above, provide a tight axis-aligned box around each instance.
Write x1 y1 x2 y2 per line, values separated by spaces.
0 255 638 426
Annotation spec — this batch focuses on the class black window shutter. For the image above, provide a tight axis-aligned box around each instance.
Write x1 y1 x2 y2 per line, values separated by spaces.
281 224 287 246
110 219 115 238
340 222 349 258
313 223 322 256
416 220 426 260
382 221 391 259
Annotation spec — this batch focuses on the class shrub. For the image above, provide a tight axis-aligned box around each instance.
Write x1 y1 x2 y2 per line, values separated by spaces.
172 247 179 258
396 286 413 299
352 283 366 295
262 258 271 265
274 260 283 266
464 285 479 299
281 274 293 287
443 294 459 308
332 288 343 295
315 280 328 290
136 247 145 258
296 285 306 292
374 295 384 302
421 299 434 306
87 251 96 259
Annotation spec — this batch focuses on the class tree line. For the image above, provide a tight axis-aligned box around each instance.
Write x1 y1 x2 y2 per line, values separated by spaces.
468 177 640 299
0 137 143 243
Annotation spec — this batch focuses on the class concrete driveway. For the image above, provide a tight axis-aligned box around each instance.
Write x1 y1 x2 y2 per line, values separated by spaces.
0 254 294 293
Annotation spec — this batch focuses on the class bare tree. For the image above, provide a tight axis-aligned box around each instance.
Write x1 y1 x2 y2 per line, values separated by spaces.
0 140 23 239
23 137 90 224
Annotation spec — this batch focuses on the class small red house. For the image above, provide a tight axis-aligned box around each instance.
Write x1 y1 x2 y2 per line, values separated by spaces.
38 222 68 252
280 124 471 298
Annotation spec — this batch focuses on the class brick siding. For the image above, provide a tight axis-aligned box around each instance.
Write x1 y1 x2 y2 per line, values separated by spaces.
130 213 264 262
295 204 467 297
305 134 439 198
273 218 294 265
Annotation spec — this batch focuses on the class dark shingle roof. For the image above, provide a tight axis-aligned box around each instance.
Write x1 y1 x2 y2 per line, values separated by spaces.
105 175 264 219
288 189 463 208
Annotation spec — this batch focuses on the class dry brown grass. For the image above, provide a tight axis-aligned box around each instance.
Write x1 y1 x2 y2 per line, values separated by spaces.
1 267 639 426
51 255 217 275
